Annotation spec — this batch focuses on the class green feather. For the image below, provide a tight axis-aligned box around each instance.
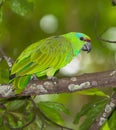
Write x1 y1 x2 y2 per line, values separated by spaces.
10 32 91 93
11 36 73 76
13 75 31 94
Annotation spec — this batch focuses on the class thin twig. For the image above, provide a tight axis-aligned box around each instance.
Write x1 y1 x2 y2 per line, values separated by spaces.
0 0 5 8
0 47 14 70
6 113 36 130
29 97 74 130
5 98 36 130
89 91 116 130
97 36 116 43
95 25 116 43
96 26 116 44
0 97 36 129
94 14 116 44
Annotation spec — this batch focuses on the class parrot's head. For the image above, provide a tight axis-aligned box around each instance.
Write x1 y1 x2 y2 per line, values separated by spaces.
75 33 91 53
63 32 91 56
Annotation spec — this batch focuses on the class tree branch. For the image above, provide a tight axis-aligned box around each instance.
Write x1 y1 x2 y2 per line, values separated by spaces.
0 70 116 98
0 47 14 69
89 91 116 130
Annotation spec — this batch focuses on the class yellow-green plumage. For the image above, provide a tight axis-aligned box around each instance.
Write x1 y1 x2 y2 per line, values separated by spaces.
12 36 73 76
10 32 91 93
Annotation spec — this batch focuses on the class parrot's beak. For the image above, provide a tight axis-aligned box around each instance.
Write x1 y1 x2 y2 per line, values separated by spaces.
82 41 91 53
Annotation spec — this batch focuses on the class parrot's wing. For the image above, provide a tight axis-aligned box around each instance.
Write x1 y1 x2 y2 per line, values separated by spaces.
11 36 74 77
15 40 43 62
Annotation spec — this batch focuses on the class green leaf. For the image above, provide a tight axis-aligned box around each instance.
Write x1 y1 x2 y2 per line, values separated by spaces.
74 98 108 130
7 113 23 128
40 101 70 114
8 0 33 16
101 121 111 130
6 99 25 111
5 99 35 129
108 110 116 130
38 101 70 124
13 75 31 94
77 88 109 97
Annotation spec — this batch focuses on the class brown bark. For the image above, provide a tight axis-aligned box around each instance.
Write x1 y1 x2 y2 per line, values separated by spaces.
0 70 116 98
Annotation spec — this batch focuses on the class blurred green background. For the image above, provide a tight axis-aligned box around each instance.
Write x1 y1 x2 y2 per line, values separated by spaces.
0 0 116 129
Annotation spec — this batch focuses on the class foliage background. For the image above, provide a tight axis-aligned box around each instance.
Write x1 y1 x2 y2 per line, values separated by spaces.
0 0 116 130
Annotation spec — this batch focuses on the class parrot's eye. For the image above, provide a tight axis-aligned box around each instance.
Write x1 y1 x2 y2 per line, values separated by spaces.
80 37 84 41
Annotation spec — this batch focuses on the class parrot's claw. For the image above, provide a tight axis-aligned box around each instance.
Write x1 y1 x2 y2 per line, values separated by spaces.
31 75 38 80
47 76 57 80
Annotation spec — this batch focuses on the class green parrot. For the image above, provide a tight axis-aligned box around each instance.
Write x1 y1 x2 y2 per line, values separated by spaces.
10 32 91 93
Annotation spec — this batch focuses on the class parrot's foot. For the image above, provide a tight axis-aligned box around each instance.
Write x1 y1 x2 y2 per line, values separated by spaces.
31 75 38 80
47 76 57 80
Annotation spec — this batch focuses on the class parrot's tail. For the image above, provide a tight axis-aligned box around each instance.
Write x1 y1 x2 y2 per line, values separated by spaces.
9 74 31 94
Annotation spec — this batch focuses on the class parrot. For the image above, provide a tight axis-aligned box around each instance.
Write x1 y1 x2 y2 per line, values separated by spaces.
10 32 91 93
